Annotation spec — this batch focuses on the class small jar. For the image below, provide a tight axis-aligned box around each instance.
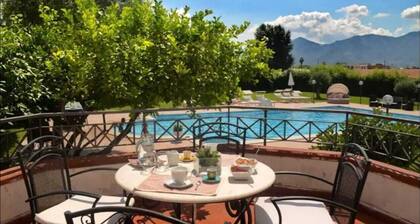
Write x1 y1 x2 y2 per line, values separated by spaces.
207 166 218 180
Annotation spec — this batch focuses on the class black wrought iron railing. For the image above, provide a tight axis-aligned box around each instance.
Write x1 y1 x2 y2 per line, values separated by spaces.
1 106 419 170
348 122 420 169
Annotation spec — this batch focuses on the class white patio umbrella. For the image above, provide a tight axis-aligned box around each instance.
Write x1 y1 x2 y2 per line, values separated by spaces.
288 71 295 90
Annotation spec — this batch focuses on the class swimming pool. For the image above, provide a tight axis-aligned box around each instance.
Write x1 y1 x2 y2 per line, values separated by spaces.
129 106 419 140
131 109 347 140
312 106 420 121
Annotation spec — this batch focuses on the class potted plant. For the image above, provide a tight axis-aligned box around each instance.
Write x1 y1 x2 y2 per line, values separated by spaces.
173 123 183 141
195 146 221 174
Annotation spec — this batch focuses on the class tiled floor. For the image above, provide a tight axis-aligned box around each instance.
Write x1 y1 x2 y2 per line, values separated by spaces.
132 199 385 224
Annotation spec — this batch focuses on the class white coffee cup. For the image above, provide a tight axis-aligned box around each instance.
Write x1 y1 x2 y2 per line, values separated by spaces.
167 150 179 167
171 166 188 184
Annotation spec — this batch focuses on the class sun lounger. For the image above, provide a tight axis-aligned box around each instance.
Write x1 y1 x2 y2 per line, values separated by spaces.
242 90 253 95
276 90 309 102
291 91 309 99
258 98 273 107
236 94 259 106
274 88 292 93
243 95 253 102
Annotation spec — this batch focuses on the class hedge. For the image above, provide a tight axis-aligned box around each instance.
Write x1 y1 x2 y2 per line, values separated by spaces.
240 65 419 100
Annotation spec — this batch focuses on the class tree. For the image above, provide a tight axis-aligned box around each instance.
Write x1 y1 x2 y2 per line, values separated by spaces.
394 79 417 100
0 0 117 25
299 57 304 68
0 15 51 117
255 24 293 70
311 72 331 99
310 66 332 99
1 0 272 153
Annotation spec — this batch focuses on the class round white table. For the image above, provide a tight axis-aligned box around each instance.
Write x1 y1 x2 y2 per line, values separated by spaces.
115 154 275 222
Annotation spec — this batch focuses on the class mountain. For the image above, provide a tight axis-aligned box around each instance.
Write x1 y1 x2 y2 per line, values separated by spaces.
292 32 420 67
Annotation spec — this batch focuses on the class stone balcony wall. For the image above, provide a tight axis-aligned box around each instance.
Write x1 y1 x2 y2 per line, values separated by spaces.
1 146 419 224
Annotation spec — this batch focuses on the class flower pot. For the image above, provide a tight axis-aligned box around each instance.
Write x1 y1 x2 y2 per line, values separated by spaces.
174 130 183 141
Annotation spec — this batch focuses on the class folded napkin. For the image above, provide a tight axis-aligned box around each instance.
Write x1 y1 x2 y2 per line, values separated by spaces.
136 174 219 196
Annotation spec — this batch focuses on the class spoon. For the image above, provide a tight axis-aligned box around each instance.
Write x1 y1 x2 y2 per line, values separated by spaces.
195 180 202 190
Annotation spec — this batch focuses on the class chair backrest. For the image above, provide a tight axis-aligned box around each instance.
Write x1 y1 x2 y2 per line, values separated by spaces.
193 122 247 157
17 135 70 216
65 206 189 224
199 135 242 156
69 167 120 195
331 143 371 210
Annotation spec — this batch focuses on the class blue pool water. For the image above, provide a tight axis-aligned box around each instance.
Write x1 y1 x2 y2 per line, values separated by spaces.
312 106 420 122
131 110 347 140
129 106 419 140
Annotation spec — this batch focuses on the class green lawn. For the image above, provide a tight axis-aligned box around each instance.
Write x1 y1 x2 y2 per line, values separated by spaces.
107 92 418 111
247 91 328 103
104 101 175 111
246 91 419 111
300 92 371 105
415 102 420 111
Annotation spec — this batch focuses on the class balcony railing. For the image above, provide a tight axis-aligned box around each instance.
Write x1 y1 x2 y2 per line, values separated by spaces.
1 106 419 170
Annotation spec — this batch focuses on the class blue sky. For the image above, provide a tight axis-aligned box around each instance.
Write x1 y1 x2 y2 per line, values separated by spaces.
163 0 420 43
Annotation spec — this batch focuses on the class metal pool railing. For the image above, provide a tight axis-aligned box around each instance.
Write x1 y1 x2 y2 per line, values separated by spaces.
0 106 419 169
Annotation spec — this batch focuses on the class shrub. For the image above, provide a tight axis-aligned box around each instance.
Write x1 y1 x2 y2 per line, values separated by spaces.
310 67 332 99
364 70 401 97
317 111 420 172
394 79 418 99
289 68 311 89
242 63 418 101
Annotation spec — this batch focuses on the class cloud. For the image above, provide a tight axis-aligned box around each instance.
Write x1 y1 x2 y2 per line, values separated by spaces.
336 4 368 18
237 4 393 43
238 6 393 44
401 5 420 31
401 5 420 19
393 27 404 36
237 25 258 42
373 13 390 18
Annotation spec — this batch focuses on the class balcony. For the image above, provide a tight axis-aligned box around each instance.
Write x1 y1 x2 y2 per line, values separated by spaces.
1 106 419 224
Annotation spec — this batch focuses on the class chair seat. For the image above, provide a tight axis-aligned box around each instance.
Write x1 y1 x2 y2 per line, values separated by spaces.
255 197 336 224
35 195 135 224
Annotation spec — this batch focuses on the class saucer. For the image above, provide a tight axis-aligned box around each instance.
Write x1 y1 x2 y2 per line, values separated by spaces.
202 175 220 183
164 179 193 189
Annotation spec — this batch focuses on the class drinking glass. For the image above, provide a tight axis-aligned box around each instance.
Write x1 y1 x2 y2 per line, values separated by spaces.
154 151 169 173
